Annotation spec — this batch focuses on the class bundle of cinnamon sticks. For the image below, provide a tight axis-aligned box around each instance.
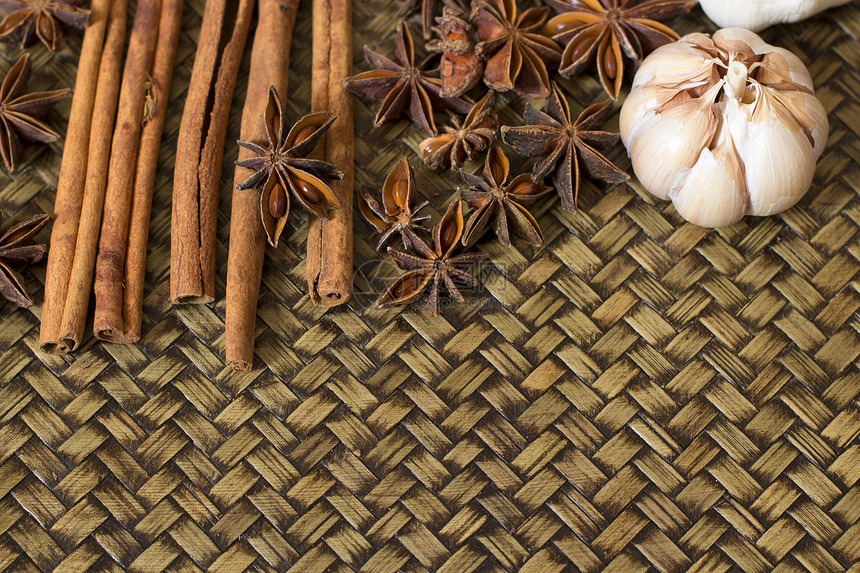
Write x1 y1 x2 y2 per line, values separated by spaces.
39 0 355 363
41 0 184 352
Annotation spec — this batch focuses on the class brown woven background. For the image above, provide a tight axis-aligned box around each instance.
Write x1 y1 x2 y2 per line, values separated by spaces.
0 0 858 570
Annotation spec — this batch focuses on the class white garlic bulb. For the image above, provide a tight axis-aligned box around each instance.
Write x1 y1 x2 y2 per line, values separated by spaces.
620 28 828 228
699 0 851 33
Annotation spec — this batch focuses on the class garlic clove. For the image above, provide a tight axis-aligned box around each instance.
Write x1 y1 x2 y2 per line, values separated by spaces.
631 37 716 89
770 88 829 156
726 92 815 216
670 127 747 228
627 84 722 200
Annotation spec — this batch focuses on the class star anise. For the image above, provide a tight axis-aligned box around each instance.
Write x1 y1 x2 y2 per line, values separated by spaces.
0 0 90 52
344 22 472 136
378 199 488 316
501 82 628 212
471 0 562 98
0 212 48 308
357 157 430 250
0 53 69 173
542 0 694 99
396 0 466 40
460 147 550 247
236 86 343 248
418 91 497 172
426 6 482 98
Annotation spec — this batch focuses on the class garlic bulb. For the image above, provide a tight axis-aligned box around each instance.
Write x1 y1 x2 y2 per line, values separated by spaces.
699 0 851 32
620 28 828 228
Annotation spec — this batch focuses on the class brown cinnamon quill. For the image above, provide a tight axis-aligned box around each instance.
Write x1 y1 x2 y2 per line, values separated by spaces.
225 0 300 371
306 0 354 306
170 0 255 305
94 0 184 343
39 0 128 354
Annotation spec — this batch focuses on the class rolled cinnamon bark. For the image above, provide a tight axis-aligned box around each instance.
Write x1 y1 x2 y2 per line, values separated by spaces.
225 0 299 371
94 0 184 343
307 0 353 307
170 0 255 304
39 0 128 354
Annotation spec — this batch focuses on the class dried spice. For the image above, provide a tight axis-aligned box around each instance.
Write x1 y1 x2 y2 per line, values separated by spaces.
0 0 90 52
344 21 472 136
426 6 482 98
0 213 48 308
0 53 69 173
358 157 430 250
502 82 628 212
236 86 343 248
471 0 562 98
542 0 694 99
460 147 550 247
419 91 497 172
378 199 487 316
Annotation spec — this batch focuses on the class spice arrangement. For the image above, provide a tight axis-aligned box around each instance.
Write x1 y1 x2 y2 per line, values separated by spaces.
0 0 838 360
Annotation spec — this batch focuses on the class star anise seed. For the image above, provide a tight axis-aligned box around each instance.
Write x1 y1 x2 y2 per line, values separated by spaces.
418 91 497 172
0 53 70 173
471 0 562 98
542 0 694 99
0 212 48 308
378 199 488 316
0 0 90 52
236 86 343 248
344 21 472 136
501 82 628 212
357 157 431 251
460 147 550 247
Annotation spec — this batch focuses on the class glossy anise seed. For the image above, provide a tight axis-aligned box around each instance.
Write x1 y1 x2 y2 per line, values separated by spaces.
420 134 455 158
269 185 287 218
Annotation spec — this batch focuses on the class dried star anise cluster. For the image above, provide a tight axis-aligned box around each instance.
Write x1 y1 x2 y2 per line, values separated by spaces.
345 0 694 315
0 0 90 52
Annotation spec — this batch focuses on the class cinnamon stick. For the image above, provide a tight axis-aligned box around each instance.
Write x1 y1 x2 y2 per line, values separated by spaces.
39 0 128 354
94 0 184 343
170 0 255 304
307 0 353 306
225 0 299 371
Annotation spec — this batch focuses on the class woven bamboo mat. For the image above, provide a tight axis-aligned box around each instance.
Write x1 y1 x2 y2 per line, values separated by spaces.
0 0 858 570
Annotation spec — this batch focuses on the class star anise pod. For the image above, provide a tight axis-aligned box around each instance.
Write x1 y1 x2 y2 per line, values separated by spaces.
501 82 628 212
357 157 430 251
396 0 466 40
0 53 69 173
418 91 497 172
471 0 562 98
0 0 90 52
460 147 550 247
236 86 343 248
0 212 48 308
426 6 482 98
378 199 488 316
542 0 694 99
344 22 472 136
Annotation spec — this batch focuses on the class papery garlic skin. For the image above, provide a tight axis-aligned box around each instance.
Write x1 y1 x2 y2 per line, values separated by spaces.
620 28 828 228
699 0 851 33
